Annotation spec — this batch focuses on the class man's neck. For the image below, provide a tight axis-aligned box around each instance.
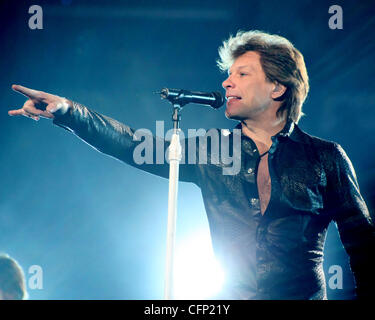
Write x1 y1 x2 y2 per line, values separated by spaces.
241 116 287 154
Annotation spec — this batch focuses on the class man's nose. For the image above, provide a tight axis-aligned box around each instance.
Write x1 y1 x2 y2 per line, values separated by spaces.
222 76 233 89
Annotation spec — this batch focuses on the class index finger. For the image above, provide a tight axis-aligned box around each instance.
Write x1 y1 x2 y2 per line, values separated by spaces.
12 84 40 100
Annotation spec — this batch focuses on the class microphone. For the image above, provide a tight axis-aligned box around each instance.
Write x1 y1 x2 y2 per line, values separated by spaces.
155 88 225 109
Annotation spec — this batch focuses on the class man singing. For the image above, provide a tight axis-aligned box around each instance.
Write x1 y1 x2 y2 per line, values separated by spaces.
8 30 374 299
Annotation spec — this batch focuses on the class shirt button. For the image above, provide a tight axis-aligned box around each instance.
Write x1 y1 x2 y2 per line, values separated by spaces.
252 149 257 153
247 168 254 175
250 198 259 207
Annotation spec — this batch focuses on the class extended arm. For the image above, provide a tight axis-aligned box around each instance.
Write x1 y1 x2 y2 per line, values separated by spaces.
9 84 199 184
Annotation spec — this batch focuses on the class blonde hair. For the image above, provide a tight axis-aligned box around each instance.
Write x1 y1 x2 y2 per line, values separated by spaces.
217 30 309 123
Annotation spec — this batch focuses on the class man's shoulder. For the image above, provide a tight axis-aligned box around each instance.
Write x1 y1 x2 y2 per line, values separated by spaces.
290 126 355 179
291 124 340 151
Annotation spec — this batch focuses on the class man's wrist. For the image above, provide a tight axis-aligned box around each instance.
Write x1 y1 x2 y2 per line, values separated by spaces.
51 98 72 115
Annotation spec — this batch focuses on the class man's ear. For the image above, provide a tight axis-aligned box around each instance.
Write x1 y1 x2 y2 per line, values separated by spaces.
271 83 287 100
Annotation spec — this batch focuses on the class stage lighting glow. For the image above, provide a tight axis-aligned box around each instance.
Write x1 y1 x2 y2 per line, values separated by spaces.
173 230 225 299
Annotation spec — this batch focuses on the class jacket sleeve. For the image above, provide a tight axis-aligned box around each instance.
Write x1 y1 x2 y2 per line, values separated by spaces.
52 101 200 185
328 143 375 299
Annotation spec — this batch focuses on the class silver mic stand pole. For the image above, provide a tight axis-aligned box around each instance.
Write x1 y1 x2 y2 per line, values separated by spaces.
155 88 224 299
164 103 182 300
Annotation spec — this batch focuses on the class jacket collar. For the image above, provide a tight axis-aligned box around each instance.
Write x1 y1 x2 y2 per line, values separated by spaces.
234 118 309 144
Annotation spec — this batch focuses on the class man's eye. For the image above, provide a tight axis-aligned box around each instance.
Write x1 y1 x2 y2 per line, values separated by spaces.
240 73 247 76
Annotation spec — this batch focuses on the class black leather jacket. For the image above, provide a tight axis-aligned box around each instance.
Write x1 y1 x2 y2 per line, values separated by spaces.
53 102 375 300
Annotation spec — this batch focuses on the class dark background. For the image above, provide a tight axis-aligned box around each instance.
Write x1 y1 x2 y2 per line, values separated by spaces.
0 0 374 299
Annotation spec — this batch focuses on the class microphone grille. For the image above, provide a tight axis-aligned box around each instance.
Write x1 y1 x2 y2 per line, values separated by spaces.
211 92 225 109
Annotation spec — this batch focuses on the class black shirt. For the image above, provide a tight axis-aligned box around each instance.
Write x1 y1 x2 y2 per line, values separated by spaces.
54 102 375 299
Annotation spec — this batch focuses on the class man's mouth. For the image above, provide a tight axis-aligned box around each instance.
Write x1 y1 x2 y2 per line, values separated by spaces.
226 96 242 101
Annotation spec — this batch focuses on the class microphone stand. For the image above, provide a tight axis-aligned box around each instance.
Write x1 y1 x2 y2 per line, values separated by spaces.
164 103 182 300
155 88 223 299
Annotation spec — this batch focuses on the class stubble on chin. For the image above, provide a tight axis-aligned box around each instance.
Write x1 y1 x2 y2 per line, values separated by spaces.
225 109 245 121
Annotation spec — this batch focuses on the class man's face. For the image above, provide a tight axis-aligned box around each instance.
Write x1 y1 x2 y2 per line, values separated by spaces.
222 51 275 121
